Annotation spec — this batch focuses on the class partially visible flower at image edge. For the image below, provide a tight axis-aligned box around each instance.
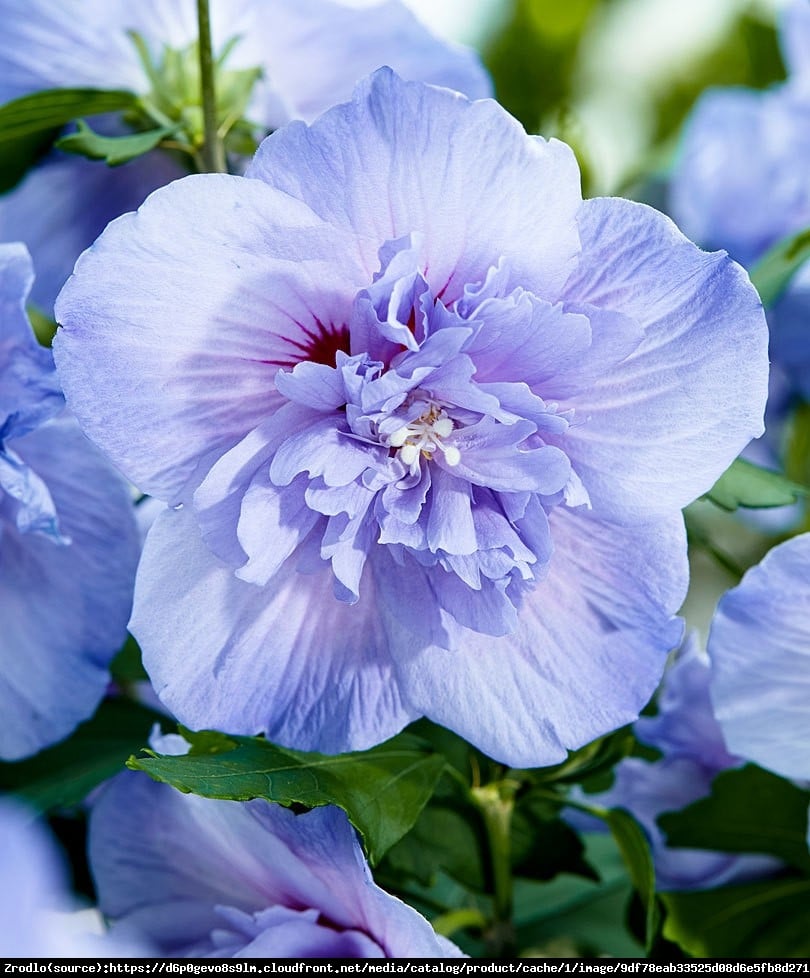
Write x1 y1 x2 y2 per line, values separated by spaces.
568 635 782 891
708 532 810 783
89 735 462 958
54 70 769 767
0 242 140 760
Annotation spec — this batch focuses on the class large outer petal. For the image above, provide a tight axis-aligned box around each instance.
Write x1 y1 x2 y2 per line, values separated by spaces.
387 508 687 767
90 775 455 957
133 507 416 752
555 197 768 523
54 174 366 503
708 533 810 781
0 414 139 760
247 68 582 302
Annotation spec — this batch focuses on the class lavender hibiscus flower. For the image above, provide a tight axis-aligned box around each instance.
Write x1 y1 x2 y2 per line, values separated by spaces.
572 636 780 890
709 533 810 782
54 70 768 766
1 243 139 760
0 0 491 313
89 757 460 957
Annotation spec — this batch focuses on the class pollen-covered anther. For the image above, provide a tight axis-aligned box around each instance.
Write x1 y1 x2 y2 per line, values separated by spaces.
387 408 460 468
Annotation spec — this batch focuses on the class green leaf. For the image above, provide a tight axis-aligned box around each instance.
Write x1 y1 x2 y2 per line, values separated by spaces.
751 226 810 308
662 878 810 956
703 457 809 512
0 88 137 192
526 726 635 787
511 790 597 883
128 729 445 865
56 118 175 166
514 833 643 957
0 698 166 810
604 809 660 950
658 764 810 873
109 634 149 684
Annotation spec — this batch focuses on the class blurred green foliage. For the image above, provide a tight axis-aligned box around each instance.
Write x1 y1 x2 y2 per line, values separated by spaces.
482 0 785 196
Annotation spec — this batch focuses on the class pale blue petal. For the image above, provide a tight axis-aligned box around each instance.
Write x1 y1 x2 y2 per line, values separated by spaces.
0 415 139 760
387 509 687 766
708 533 810 781
54 174 366 503
134 508 415 753
558 197 768 522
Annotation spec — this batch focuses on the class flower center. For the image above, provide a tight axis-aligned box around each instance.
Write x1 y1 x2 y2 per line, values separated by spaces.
387 403 460 470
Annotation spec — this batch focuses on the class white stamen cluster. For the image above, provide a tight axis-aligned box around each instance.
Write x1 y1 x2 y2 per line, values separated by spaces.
388 406 461 470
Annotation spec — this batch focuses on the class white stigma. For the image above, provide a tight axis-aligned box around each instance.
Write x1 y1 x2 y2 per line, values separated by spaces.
387 406 460 471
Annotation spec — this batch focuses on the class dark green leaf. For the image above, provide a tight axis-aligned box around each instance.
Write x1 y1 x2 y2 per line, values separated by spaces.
604 809 660 950
0 698 166 810
703 458 809 512
0 87 138 193
751 226 810 308
383 791 487 891
56 118 175 166
128 729 445 864
110 634 149 684
658 764 810 873
514 834 642 957
662 878 810 956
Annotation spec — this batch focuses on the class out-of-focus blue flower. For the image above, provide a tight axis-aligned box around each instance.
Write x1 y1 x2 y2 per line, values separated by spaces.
89 748 461 958
0 243 139 760
0 798 147 955
573 636 780 891
709 533 810 783
670 0 810 400
55 70 768 766
0 0 491 314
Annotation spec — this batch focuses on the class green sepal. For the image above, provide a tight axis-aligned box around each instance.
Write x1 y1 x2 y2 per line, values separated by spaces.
128 728 445 865
56 118 176 166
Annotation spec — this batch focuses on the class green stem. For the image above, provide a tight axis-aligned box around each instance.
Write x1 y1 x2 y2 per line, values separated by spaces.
195 0 226 173
471 780 518 957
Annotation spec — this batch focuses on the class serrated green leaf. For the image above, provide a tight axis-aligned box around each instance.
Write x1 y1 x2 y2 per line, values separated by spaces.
703 457 809 512
604 809 660 950
751 226 810 308
0 87 138 193
56 118 175 165
0 698 166 810
128 729 445 864
658 764 810 873
527 726 635 787
662 878 810 956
